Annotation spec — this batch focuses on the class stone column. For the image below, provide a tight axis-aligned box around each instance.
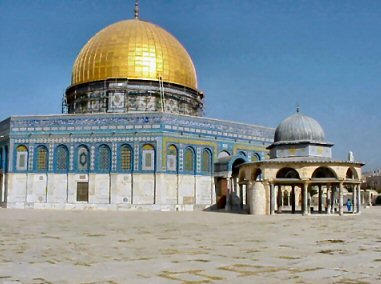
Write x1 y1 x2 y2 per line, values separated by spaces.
291 185 296 214
302 182 308 215
352 186 357 214
318 185 322 213
270 183 275 215
249 182 266 215
277 185 282 213
239 184 244 209
326 185 331 214
225 177 231 211
339 182 344 216
247 181 254 214
330 185 335 214
357 185 361 213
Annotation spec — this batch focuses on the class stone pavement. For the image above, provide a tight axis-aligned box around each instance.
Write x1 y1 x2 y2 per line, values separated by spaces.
0 207 380 283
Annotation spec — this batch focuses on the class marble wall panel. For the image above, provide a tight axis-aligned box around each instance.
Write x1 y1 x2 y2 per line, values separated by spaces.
7 174 27 202
27 174 47 203
155 173 177 205
178 175 195 205
47 174 67 203
111 173 132 204
132 174 155 204
195 175 213 205
91 174 110 204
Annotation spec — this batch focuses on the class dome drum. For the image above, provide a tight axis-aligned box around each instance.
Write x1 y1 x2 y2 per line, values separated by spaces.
65 19 202 116
65 78 204 115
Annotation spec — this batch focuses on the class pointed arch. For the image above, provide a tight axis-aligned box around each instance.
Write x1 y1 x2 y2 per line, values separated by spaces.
251 153 261 162
231 157 246 178
238 151 247 157
77 145 90 171
251 168 262 181
16 145 28 171
276 167 300 179
120 144 132 171
311 167 337 179
55 144 69 171
346 168 358 180
98 144 111 171
142 144 155 171
36 145 48 171
184 147 195 173
201 148 212 173
167 144 178 172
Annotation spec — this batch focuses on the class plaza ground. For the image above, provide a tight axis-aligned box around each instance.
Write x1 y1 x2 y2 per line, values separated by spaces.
0 207 380 283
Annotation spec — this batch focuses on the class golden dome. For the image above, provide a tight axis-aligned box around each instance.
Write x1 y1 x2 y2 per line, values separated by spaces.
71 19 198 90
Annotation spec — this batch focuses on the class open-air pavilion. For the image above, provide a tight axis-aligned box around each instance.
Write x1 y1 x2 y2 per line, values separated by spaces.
239 109 364 216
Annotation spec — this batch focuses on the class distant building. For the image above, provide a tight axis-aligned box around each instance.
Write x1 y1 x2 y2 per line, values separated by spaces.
363 170 381 191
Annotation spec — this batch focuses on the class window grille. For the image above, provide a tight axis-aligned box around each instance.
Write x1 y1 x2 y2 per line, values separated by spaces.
99 145 110 171
120 145 132 170
201 149 211 172
37 146 48 171
56 146 68 170
184 148 194 172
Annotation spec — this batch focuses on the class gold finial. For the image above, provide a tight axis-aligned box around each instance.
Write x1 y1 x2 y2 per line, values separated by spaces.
296 104 300 113
134 0 139 19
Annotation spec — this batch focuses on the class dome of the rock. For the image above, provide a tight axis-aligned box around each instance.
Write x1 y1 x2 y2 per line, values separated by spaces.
71 19 197 90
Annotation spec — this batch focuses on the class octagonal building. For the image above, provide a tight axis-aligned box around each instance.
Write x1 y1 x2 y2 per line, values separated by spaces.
0 8 273 211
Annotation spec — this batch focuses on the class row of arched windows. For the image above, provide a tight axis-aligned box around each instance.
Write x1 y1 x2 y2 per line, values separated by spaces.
168 146 212 173
14 144 213 174
15 144 132 172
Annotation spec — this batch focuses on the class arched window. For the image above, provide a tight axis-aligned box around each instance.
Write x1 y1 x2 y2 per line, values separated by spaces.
16 145 28 171
238 151 247 157
311 167 337 179
56 145 69 171
184 147 195 172
98 145 111 171
276 167 300 179
36 146 48 171
142 144 155 171
201 149 211 173
251 153 260 162
251 168 262 181
77 146 89 171
167 145 178 171
120 145 132 171
346 168 358 180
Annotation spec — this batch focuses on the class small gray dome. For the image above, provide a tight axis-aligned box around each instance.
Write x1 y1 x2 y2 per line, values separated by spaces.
274 113 325 143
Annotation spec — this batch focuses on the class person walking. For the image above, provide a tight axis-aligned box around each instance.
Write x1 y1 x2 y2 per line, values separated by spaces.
346 199 352 212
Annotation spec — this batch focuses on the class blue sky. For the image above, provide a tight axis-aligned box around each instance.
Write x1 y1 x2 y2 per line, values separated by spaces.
0 0 380 171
